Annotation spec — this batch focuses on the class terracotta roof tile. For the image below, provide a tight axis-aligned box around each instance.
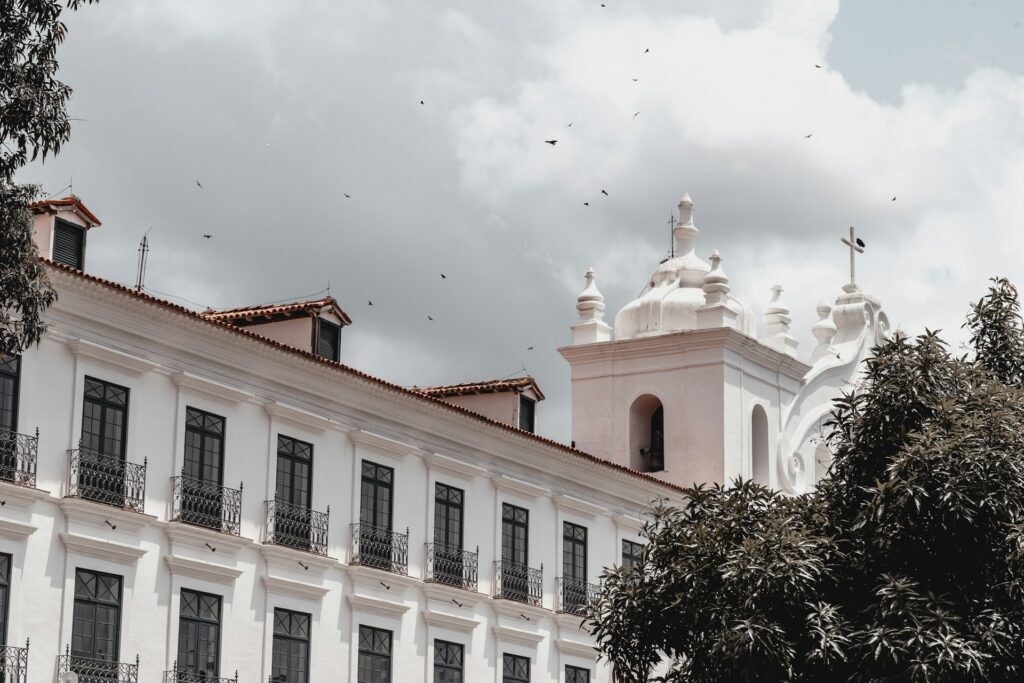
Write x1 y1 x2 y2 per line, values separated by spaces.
29 196 101 226
201 297 352 326
416 376 545 401
42 259 684 496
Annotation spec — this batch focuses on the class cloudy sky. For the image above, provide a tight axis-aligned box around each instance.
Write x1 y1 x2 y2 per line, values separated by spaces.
22 0 1024 442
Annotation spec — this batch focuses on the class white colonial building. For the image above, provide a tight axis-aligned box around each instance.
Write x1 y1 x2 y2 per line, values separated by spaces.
0 193 888 683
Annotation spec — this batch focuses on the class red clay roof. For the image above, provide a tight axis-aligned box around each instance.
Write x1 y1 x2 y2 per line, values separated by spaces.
201 296 352 326
28 196 102 227
416 376 545 401
42 259 684 496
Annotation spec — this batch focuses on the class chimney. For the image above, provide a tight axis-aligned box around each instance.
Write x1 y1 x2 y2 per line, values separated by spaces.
29 196 102 271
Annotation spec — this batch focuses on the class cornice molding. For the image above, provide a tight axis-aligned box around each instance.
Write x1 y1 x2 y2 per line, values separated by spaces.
171 371 254 405
263 401 333 432
612 513 645 532
492 622 545 647
262 575 330 601
0 482 53 510
492 597 551 622
553 494 605 518
421 581 483 608
0 518 37 540
164 522 255 558
60 497 156 534
60 531 147 564
554 636 597 659
349 429 425 460
347 592 411 619
423 452 489 481
346 563 421 591
421 606 479 632
261 544 338 577
493 475 549 499
164 554 244 584
66 338 159 375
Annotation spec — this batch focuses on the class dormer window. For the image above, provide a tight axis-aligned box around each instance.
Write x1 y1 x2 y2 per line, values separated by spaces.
316 318 341 362
518 395 536 433
53 218 86 269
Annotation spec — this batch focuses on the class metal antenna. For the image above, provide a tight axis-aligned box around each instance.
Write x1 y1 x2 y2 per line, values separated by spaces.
135 228 152 292
668 211 676 258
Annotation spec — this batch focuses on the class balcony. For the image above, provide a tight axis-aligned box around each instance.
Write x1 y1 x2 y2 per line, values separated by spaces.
351 523 409 575
263 500 329 556
424 543 478 592
163 665 238 682
67 448 147 513
556 576 600 616
171 476 242 535
0 641 28 683
0 428 37 488
493 559 543 607
57 649 138 683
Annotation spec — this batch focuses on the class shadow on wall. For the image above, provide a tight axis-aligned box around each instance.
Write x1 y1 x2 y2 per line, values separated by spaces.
629 395 664 473
751 405 769 485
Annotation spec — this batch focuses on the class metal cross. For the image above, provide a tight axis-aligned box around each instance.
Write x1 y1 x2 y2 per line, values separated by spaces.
840 226 863 286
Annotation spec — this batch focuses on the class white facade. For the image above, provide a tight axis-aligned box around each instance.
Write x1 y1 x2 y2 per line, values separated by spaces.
0 193 888 683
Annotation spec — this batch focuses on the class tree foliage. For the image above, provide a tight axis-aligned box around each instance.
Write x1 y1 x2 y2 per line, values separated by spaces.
1 0 98 355
589 278 1024 682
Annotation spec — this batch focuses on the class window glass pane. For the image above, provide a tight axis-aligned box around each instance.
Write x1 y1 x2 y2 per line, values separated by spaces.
272 608 311 682
0 355 19 433
358 625 392 683
433 640 463 683
177 589 221 676
502 654 530 683
80 377 129 459
71 569 122 662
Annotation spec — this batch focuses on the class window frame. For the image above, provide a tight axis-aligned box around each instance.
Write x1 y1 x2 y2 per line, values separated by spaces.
622 539 644 573
502 653 530 683
433 483 464 550
81 376 130 460
0 552 10 647
433 639 463 683
360 461 394 531
272 607 311 683
53 217 86 269
0 355 20 434
71 568 123 663
315 318 341 362
357 625 392 683
501 503 529 566
184 407 226 485
562 521 587 581
517 395 536 433
566 665 590 683
275 435 313 509
177 588 222 677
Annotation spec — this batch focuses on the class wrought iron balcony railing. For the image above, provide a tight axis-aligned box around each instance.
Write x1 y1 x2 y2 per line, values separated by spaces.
0 640 29 683
171 475 243 535
0 428 37 488
163 663 238 682
351 523 409 575
67 447 147 513
556 576 600 616
263 500 329 556
424 542 478 591
57 648 139 683
493 559 543 607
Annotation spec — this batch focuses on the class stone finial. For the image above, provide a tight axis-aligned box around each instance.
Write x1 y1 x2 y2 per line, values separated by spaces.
762 285 799 356
809 298 838 362
673 192 699 255
576 266 606 322
697 250 739 330
571 267 613 344
702 250 730 304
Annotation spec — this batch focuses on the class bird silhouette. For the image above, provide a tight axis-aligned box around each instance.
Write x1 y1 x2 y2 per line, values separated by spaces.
565 122 573 127
202 234 211 239
368 301 373 306
633 111 641 119
856 238 866 248
545 139 558 145
815 64 822 68
344 193 351 198
632 78 639 82
804 133 813 138
892 196 897 201
527 346 534 350
427 315 434 321
440 273 447 279
196 180 203 189
583 202 589 206
601 189 608 196
420 100 425 105
643 48 649 53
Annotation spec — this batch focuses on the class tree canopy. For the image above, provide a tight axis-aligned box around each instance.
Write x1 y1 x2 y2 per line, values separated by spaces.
589 277 1024 682
1 0 98 356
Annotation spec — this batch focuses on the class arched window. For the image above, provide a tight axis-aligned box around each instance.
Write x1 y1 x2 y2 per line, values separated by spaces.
630 395 665 472
751 405 769 485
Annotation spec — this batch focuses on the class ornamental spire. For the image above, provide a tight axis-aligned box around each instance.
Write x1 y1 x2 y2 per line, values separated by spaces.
673 192 699 256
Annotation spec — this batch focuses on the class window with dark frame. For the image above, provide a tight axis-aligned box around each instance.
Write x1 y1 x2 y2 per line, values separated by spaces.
81 377 129 459
0 356 20 434
53 218 86 269
502 653 530 683
315 318 341 362
271 608 310 683
357 625 392 683
360 461 394 568
177 589 221 677
71 568 122 663
0 553 10 647
622 539 644 573
566 665 590 683
184 408 225 485
276 435 312 508
501 503 529 566
433 640 463 683
563 522 587 581
518 395 536 433
433 483 464 585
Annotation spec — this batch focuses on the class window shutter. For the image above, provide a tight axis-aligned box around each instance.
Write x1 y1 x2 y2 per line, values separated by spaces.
518 395 536 433
52 219 85 269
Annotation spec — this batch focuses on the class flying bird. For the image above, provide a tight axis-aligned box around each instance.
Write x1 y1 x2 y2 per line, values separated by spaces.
420 100 425 105
815 64 822 68
440 273 447 279
856 237 866 248
565 122 573 127
545 139 558 145
643 48 649 53
632 78 639 82
427 315 434 321
527 346 534 350
196 180 203 189
891 196 897 201
804 133 813 138
601 189 608 196
633 111 641 119
368 301 373 306
202 234 211 239
583 202 589 206
343 193 351 198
